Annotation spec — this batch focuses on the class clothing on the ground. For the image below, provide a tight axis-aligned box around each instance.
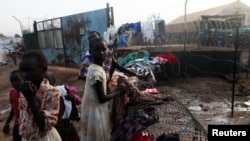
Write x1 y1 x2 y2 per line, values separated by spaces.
156 133 180 141
110 107 158 141
109 71 168 130
117 50 149 66
80 64 111 141
116 76 169 104
131 130 151 141
18 79 61 141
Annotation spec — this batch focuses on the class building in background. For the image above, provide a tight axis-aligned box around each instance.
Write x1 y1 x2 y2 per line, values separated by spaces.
165 0 250 47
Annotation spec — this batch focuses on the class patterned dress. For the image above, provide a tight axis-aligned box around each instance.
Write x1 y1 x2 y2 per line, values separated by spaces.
80 64 111 141
18 79 61 141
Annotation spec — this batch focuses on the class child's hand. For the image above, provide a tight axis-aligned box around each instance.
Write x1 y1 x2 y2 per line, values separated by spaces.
2 124 10 134
20 81 37 101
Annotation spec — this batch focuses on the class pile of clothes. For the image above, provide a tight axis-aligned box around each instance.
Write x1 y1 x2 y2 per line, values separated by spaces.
118 50 178 85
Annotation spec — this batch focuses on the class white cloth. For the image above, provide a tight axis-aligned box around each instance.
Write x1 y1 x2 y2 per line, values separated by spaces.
56 85 72 119
141 21 155 42
103 31 111 45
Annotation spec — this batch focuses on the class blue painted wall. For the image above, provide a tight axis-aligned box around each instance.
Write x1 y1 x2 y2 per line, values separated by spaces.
61 8 107 67
40 8 107 68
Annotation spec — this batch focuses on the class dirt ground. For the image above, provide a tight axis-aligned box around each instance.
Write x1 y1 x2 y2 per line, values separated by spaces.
0 47 250 140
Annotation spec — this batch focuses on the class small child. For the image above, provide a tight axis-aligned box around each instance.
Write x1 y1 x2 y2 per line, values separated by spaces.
80 37 126 141
2 70 23 141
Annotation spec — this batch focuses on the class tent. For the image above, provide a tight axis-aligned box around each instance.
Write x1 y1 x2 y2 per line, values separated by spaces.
0 48 7 66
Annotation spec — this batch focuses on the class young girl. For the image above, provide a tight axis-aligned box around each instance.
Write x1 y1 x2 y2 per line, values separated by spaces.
80 37 125 141
3 70 23 141
79 31 143 81
18 50 61 141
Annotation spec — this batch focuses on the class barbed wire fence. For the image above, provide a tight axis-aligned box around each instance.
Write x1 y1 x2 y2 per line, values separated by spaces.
119 14 250 136
142 13 250 81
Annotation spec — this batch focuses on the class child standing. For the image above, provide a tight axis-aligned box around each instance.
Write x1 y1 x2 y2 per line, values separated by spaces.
80 37 125 141
2 70 23 141
18 50 61 141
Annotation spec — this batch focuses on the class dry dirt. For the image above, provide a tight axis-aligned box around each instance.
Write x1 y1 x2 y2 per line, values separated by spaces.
0 47 250 140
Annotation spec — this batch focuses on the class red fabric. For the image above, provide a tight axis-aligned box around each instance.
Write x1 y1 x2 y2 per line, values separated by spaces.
9 89 20 122
157 52 178 64
131 131 151 141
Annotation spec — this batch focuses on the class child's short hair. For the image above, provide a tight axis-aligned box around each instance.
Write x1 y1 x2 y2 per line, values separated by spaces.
21 50 48 71
44 71 56 85
10 70 21 80
88 31 100 41
89 37 107 52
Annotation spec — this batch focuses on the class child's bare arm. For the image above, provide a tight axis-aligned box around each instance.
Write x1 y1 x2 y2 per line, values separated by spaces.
20 82 45 131
2 108 14 134
94 80 124 103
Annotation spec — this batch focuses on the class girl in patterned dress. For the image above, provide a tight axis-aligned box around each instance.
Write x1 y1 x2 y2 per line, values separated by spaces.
18 50 61 141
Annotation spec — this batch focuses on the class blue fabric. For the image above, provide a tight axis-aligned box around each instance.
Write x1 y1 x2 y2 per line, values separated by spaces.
118 32 127 47
129 22 141 34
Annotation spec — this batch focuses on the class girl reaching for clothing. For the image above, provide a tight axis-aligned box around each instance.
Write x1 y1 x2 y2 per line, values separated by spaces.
80 37 125 141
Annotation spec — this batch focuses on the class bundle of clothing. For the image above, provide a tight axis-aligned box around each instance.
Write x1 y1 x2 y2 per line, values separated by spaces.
109 71 172 131
55 85 82 141
110 106 158 141
118 50 178 86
